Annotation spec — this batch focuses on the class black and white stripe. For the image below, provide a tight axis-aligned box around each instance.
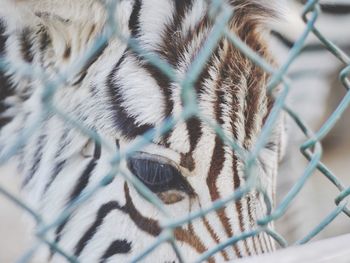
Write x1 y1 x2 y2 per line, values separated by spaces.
0 0 285 262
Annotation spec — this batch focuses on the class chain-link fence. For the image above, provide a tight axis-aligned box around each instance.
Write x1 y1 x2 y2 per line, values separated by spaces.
0 0 350 262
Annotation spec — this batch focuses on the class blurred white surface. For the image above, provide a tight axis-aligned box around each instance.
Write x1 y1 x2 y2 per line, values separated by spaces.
0 161 31 263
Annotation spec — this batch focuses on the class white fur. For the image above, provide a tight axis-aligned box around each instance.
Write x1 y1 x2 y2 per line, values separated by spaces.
0 0 283 261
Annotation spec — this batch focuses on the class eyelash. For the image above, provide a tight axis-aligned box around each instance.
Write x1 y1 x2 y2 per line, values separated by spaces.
127 153 194 195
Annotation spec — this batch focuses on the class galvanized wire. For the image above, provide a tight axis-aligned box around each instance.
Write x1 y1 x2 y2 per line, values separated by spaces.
1 0 350 262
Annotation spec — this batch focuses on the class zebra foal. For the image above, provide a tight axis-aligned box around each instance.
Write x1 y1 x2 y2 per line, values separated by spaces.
0 0 285 262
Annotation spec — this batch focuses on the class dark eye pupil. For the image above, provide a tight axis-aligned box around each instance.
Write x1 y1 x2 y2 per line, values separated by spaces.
128 158 174 186
127 156 193 194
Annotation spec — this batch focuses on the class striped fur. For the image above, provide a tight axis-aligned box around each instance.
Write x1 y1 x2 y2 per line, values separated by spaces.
0 1 285 262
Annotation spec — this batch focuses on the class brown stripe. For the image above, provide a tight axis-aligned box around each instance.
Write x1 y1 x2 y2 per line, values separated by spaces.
243 55 274 253
205 42 245 257
266 228 275 251
20 28 34 63
157 15 213 164
248 192 266 254
123 183 162 236
174 226 215 263
207 137 242 258
227 65 252 256
246 195 259 254
251 192 266 254
217 42 253 257
124 184 213 258
256 194 271 254
38 27 51 66
180 153 195 171
202 217 229 261
184 116 202 170
262 232 271 252
183 17 220 167
72 183 160 257
156 0 195 68
129 0 194 146
63 45 71 60
258 233 267 254
243 65 266 150
206 139 225 204
86 24 97 43
228 76 252 256
259 231 269 254
232 153 251 256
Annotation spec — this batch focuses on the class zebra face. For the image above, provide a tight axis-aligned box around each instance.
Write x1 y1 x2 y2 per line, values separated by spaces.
113 92 285 260
123 112 285 206
0 0 287 262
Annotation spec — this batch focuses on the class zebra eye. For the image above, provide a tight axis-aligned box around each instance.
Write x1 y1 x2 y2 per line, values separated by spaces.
127 152 194 198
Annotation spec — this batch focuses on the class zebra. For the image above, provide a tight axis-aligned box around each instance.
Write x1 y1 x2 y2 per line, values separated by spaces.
270 0 350 242
0 0 286 262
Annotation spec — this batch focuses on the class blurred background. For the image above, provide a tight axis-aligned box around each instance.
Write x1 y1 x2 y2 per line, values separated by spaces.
1 0 350 262
271 0 350 243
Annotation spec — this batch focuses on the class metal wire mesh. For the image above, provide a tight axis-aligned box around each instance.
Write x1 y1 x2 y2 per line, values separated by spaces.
0 0 349 262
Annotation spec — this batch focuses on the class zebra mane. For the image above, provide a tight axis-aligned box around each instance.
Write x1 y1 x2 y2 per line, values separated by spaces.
13 0 280 23
230 0 280 19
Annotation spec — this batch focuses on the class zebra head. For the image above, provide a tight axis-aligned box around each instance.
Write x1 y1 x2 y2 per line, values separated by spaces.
83 1 286 261
0 0 286 262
